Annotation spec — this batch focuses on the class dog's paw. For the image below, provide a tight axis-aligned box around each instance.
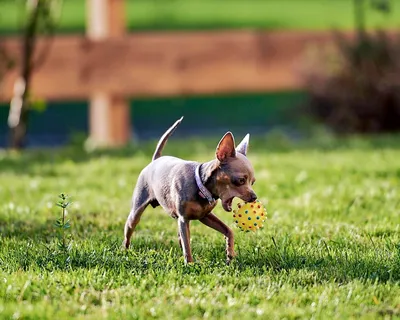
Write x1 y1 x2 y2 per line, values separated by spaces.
229 250 237 258
226 252 236 265
183 255 195 265
227 250 236 259
121 240 130 251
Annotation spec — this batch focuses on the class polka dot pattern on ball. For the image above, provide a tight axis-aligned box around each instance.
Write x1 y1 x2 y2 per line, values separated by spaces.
232 200 267 232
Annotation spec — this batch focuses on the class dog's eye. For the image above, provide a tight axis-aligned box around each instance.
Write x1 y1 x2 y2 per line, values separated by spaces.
232 177 246 186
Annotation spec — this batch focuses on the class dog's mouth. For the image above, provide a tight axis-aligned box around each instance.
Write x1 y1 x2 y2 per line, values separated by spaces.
222 197 234 212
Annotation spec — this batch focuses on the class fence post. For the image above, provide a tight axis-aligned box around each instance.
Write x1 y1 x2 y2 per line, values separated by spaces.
86 0 130 147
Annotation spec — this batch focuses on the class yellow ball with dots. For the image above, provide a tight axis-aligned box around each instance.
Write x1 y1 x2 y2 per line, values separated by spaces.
232 200 267 232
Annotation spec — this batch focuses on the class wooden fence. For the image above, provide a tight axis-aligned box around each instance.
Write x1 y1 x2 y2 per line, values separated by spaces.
0 0 344 146
1 31 338 100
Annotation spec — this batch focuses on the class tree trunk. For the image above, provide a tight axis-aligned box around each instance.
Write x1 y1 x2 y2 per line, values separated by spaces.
8 2 41 149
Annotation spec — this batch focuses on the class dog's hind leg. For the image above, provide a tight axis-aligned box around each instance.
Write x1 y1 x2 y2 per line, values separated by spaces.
123 179 151 249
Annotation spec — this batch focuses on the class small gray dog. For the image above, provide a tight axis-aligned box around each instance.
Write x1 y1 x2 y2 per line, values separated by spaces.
123 117 257 264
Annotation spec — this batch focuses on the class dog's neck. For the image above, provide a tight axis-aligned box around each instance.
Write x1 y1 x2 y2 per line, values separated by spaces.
198 159 220 200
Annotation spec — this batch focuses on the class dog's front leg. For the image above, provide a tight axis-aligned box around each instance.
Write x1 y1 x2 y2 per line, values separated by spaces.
200 213 235 265
178 217 193 263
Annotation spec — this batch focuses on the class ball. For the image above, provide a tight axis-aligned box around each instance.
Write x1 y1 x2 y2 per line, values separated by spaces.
232 200 267 232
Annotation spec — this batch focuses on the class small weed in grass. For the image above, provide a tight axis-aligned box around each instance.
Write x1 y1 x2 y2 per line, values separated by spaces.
54 193 72 251
53 193 72 263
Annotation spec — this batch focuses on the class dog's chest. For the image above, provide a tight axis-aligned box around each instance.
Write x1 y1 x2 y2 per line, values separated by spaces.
183 200 218 220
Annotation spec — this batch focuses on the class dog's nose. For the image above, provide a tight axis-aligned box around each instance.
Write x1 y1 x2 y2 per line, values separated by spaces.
250 193 257 202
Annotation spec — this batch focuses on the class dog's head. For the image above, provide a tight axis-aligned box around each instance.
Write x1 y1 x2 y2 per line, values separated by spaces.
213 132 257 212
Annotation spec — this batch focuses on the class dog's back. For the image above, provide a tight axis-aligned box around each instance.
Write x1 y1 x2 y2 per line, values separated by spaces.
143 156 198 214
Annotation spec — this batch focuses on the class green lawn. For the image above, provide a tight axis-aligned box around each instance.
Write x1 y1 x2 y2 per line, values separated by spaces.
1 0 400 34
0 134 399 319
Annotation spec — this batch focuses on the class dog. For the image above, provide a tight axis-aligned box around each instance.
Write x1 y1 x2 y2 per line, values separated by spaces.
123 117 257 264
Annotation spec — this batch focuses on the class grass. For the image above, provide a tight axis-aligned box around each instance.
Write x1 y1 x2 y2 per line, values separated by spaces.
0 134 400 319
1 0 400 34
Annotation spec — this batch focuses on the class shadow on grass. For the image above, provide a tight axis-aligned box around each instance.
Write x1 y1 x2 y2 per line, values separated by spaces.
0 218 56 241
234 245 400 284
0 215 122 242
2 218 399 285
33 241 400 284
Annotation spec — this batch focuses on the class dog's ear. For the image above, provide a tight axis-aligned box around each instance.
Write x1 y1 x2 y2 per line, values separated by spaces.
236 133 250 156
216 132 236 162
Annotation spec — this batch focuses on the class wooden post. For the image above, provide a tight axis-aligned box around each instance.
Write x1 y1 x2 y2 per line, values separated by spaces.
86 0 130 147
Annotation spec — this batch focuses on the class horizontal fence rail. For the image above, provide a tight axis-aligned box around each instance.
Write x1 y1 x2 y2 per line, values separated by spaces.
0 30 349 102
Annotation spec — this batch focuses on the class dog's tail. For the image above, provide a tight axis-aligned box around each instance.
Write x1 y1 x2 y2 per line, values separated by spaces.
152 116 184 161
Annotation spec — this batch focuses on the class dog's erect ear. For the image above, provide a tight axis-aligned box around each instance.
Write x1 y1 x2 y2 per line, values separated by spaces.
216 132 236 162
236 133 250 156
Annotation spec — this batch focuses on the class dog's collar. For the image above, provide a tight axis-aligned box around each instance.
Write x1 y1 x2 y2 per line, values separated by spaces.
195 164 216 204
